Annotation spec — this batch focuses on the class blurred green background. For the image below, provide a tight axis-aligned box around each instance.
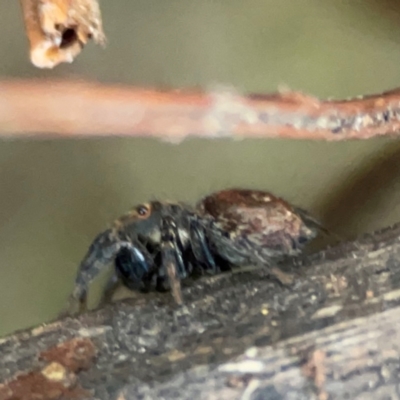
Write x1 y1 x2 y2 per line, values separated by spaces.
1 0 400 336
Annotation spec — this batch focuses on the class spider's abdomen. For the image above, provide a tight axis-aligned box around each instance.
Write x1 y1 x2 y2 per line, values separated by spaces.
197 188 321 267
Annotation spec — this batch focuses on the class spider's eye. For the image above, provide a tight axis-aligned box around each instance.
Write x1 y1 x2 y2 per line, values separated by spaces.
136 204 150 217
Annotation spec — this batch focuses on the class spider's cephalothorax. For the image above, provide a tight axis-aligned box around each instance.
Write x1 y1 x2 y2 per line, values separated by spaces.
65 189 324 313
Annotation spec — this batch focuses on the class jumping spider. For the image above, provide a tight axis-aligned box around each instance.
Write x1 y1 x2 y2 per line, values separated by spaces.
65 188 325 314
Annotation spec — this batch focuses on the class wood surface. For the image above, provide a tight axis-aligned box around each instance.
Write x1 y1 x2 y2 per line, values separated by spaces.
2 223 400 399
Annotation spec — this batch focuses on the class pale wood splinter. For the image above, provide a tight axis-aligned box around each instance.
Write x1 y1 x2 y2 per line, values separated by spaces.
20 0 105 69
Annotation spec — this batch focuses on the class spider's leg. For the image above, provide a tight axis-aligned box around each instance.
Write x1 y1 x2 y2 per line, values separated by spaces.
98 272 120 307
162 215 187 279
189 218 219 274
114 240 156 291
99 240 155 305
63 229 136 316
160 216 184 305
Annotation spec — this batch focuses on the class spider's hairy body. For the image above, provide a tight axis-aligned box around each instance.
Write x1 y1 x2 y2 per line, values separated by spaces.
65 188 323 314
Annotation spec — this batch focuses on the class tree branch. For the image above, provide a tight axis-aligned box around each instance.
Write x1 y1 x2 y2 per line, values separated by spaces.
2 222 400 399
2 80 400 141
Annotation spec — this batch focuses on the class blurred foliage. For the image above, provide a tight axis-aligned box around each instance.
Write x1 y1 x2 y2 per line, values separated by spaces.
1 0 400 336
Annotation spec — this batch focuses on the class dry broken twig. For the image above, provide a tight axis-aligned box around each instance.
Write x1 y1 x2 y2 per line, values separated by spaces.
19 0 105 68
2 80 400 140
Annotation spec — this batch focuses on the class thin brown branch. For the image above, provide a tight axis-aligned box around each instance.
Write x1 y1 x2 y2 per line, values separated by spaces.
2 79 400 140
19 0 105 69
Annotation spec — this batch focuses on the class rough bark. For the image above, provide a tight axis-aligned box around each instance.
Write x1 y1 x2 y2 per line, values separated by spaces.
2 223 400 399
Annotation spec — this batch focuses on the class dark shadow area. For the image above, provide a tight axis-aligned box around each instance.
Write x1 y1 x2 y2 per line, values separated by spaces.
369 0 400 19
318 139 400 239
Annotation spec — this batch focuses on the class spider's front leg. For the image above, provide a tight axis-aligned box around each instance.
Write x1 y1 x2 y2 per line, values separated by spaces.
99 239 156 307
114 239 156 292
62 229 150 316
160 215 187 305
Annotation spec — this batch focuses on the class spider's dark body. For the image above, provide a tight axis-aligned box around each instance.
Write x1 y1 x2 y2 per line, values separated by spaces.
66 188 323 313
